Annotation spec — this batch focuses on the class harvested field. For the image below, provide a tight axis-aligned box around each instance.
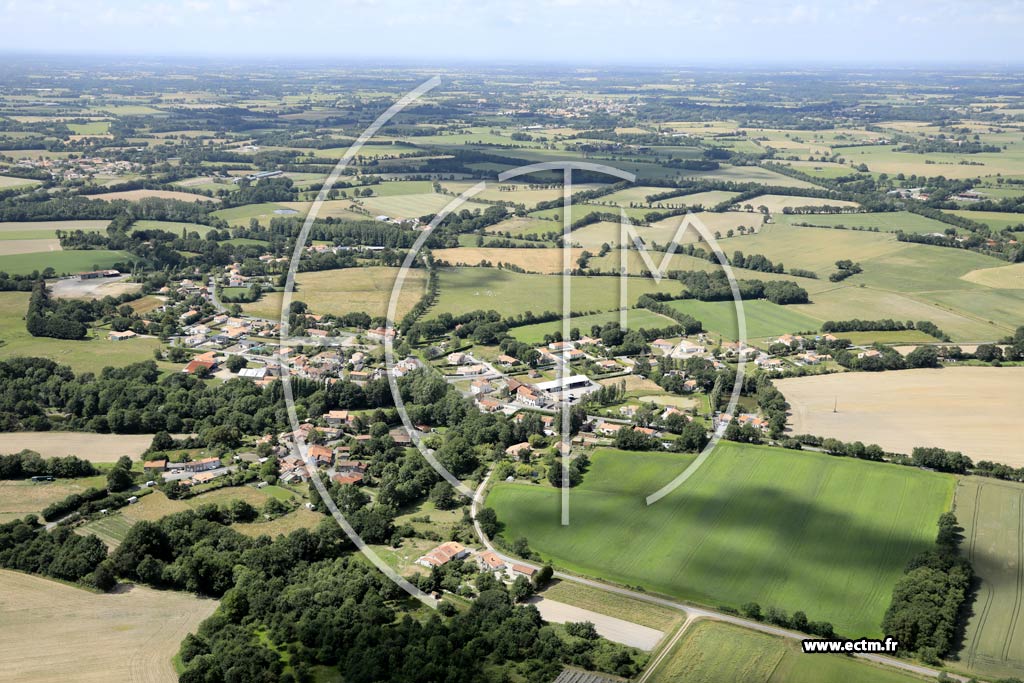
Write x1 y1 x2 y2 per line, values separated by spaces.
49 275 142 299
962 262 1024 289
0 432 162 461
0 569 217 683
737 194 860 213
85 189 216 203
0 476 107 522
432 246 577 274
0 238 61 255
776 367 1024 465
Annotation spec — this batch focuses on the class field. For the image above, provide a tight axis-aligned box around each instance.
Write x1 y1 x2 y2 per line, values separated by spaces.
0 432 163 461
0 238 61 255
242 266 428 320
0 220 109 240
0 249 133 276
0 292 162 373
509 309 677 344
955 477 1024 680
647 620 928 683
540 580 683 632
0 175 42 189
357 193 491 220
776 367 1024 465
0 569 218 683
0 475 107 522
944 210 1024 232
84 189 216 203
738 194 860 213
431 268 682 319
663 299 822 339
780 211 951 234
961 262 1024 289
211 202 310 226
487 443 954 636
431 246 576 274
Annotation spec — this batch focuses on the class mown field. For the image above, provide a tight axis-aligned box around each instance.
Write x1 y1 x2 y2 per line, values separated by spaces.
431 246 576 274
0 292 162 373
663 298 821 340
777 367 1024 466
0 249 133 276
242 266 428 320
0 475 107 523
0 432 161 461
487 443 954 636
647 620 928 683
0 220 109 240
0 569 217 683
953 477 1024 680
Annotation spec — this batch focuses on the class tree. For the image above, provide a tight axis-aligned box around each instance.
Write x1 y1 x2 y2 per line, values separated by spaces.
476 507 499 538
226 355 248 373
230 499 258 523
429 482 458 511
741 602 762 620
533 564 554 590
509 575 534 602
106 464 134 493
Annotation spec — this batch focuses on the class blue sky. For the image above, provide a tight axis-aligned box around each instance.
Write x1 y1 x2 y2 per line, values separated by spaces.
2 0 1023 65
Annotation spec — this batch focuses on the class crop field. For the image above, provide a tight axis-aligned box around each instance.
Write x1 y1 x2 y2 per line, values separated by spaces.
540 580 683 632
569 219 704 250
487 443 953 636
0 249 132 276
441 181 600 208
961 262 1024 289
777 367 1024 465
85 189 216 203
485 216 561 237
431 268 682 319
0 432 162 461
0 292 161 372
0 220 109 240
647 620 927 683
834 144 1024 179
0 238 61 255
211 201 311 226
345 180 434 196
131 219 216 236
243 266 428 320
779 211 951 234
944 209 1024 232
431 246 577 274
678 164 818 188
738 194 860 213
508 309 677 343
955 477 1024 680
593 185 675 206
670 190 741 207
663 299 822 340
356 193 491 220
0 569 218 683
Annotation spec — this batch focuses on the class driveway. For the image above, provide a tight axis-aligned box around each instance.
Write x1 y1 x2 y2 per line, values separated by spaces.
525 596 664 651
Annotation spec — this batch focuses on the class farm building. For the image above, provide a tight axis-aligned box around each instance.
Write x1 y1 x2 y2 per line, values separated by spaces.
107 330 137 341
416 541 471 568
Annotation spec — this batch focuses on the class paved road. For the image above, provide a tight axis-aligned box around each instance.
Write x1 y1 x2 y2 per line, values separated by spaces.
470 472 970 683
525 596 664 651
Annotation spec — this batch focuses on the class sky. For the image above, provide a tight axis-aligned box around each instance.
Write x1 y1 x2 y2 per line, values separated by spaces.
2 0 1024 65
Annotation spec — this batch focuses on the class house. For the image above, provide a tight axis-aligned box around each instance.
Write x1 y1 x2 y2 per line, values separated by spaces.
496 354 518 366
332 472 364 485
456 364 487 376
511 563 536 579
673 340 706 358
476 550 507 573
447 351 468 365
596 359 620 372
183 359 215 375
858 349 882 359
516 385 541 407
594 421 623 436
190 470 223 485
108 330 137 341
324 410 352 428
416 541 470 568
547 340 575 352
651 338 676 354
143 459 167 471
307 444 333 467
505 442 532 458
476 396 502 412
737 413 769 431
470 379 494 395
166 457 220 474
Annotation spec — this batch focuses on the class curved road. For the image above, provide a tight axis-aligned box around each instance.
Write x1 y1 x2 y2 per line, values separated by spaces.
470 472 969 683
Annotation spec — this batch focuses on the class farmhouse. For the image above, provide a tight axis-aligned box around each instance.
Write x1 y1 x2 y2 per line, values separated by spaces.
107 330 137 341
651 338 676 354
476 550 507 573
416 541 470 568
324 410 354 428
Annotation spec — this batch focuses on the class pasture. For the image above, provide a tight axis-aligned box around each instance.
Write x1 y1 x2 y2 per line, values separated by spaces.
663 299 822 340
487 443 953 636
431 268 682 319
0 292 162 373
779 211 951 234
0 175 42 190
776 367 1024 465
647 620 927 683
0 475 107 523
211 202 310 226
0 569 217 683
944 209 1024 232
242 266 428 320
955 477 1024 680
509 309 677 344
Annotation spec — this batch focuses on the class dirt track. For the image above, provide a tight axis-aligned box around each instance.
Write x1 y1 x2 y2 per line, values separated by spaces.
525 595 665 650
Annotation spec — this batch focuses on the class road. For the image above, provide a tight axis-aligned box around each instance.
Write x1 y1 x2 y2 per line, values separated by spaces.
469 472 970 683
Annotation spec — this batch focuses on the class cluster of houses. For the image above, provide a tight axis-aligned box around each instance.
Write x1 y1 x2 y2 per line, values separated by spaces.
414 541 537 582
143 456 224 487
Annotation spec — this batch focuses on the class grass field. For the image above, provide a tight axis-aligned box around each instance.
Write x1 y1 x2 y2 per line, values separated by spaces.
431 268 683 319
509 309 677 343
540 580 684 632
0 238 61 255
0 220 109 240
738 194 860 213
647 620 929 683
780 211 951 234
944 210 1024 232
487 443 954 636
0 475 107 522
0 292 162 373
0 249 133 276
85 189 215 203
0 569 217 683
242 266 428 320
131 219 216 236
955 477 1024 680
357 193 491 220
961 262 1024 289
0 175 42 190
777 367 1024 465
664 299 822 339
211 201 311 226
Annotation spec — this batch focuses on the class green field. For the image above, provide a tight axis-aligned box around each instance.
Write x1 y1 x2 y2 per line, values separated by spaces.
664 298 822 339
357 192 491 220
487 444 954 636
211 202 310 226
780 211 952 234
955 477 1024 680
432 268 683 319
508 309 677 344
0 249 133 276
0 220 109 241
131 219 216 236
945 209 1024 232
0 291 161 373
0 175 42 190
648 620 929 683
